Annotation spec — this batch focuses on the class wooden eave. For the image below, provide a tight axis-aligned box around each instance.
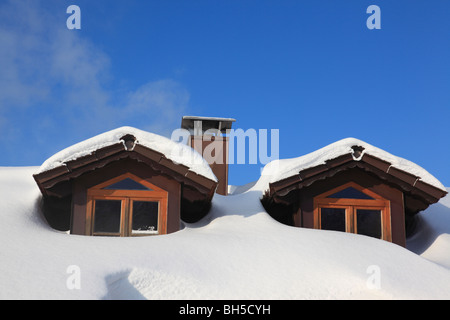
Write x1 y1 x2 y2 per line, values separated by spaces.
34 141 218 201
268 153 447 207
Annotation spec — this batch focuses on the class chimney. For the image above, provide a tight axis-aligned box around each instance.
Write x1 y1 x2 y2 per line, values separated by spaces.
181 116 236 195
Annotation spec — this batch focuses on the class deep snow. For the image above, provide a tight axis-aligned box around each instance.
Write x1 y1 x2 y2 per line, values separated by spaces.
1 166 450 299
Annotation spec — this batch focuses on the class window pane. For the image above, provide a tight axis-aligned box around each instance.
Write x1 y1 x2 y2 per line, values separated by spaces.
320 208 346 232
357 209 382 239
327 187 374 200
132 201 159 234
94 200 122 234
104 178 152 190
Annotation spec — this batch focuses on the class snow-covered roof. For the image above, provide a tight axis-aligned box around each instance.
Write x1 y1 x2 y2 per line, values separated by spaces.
35 126 217 182
262 137 446 192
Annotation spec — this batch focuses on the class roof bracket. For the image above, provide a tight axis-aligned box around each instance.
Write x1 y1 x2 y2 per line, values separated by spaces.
121 134 137 151
351 145 365 160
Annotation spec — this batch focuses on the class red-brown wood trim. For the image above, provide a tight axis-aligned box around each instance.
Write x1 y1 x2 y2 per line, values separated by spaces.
90 172 167 193
314 181 385 201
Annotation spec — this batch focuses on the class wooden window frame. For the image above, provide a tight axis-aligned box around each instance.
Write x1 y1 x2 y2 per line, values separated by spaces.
313 182 392 242
86 173 168 237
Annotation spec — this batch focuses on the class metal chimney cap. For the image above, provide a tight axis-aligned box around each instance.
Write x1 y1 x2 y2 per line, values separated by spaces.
181 116 236 134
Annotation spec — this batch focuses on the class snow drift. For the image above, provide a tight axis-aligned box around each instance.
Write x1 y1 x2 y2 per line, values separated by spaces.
0 166 450 299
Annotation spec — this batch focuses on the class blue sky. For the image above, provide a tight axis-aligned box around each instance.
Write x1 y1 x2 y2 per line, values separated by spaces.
1 0 449 187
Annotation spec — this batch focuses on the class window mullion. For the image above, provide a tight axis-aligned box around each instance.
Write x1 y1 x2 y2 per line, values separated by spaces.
347 206 354 234
122 198 130 237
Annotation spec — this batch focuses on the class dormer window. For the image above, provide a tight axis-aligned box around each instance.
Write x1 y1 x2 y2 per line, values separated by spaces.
86 173 168 236
313 182 392 241
33 126 219 237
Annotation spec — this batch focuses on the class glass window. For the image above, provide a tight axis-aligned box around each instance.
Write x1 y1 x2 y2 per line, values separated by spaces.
356 209 382 239
132 201 159 234
314 183 390 242
327 187 374 200
93 200 122 234
320 208 346 232
88 174 168 236
103 178 152 190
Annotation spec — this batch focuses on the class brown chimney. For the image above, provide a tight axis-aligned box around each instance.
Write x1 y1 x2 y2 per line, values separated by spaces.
181 116 235 195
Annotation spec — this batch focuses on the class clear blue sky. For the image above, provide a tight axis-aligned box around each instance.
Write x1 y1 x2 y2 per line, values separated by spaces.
1 0 449 187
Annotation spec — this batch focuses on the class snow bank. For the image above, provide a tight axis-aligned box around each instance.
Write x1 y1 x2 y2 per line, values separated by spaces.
261 138 446 192
1 167 450 300
407 188 450 269
35 126 217 182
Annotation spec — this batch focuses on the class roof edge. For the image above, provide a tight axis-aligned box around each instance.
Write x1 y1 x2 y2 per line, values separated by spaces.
267 153 447 203
34 142 218 199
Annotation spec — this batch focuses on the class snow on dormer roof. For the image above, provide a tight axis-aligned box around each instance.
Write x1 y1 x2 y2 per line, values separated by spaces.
35 126 217 182
262 137 446 193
